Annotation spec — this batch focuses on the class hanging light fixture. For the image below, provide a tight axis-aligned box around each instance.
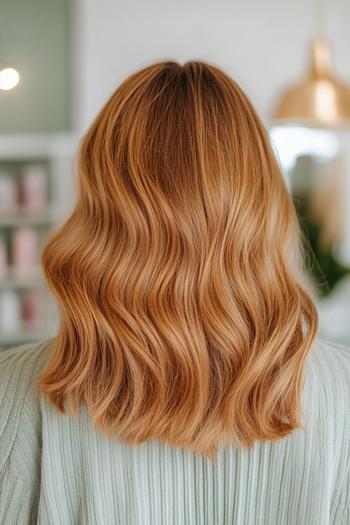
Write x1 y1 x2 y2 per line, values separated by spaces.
0 66 20 91
272 37 350 128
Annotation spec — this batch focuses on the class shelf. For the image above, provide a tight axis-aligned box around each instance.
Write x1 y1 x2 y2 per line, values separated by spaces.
0 133 77 160
0 209 58 227
0 134 76 344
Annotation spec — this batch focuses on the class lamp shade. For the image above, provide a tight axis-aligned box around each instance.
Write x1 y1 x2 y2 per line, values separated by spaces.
272 38 350 128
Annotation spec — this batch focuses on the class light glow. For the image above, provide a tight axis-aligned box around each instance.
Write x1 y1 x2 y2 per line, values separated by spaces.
0 68 20 91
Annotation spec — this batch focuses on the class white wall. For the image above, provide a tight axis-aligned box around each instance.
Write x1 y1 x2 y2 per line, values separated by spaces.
74 0 350 134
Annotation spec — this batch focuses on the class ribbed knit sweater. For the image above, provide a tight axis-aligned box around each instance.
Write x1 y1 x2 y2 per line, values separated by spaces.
0 337 350 524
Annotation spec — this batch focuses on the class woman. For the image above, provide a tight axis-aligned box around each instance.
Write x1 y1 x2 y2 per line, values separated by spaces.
0 61 349 524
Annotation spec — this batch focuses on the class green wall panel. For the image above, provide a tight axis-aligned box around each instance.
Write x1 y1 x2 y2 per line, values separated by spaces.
0 0 70 133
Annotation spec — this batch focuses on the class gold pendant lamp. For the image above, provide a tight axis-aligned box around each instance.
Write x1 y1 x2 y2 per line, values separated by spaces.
272 37 350 128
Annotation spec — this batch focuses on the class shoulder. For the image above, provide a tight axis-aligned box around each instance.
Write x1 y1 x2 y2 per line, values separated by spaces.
305 337 350 393
303 337 350 515
0 338 54 474
303 336 350 419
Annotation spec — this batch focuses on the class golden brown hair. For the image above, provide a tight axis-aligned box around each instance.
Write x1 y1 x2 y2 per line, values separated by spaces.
39 60 318 459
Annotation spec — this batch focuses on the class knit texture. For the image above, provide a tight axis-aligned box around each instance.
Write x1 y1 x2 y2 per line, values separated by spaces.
0 337 350 524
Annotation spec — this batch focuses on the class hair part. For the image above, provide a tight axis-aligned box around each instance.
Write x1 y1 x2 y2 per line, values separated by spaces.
39 60 318 460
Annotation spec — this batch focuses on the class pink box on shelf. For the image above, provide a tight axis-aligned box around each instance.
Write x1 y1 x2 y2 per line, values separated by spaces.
0 171 18 215
21 289 44 331
20 164 48 215
11 227 39 278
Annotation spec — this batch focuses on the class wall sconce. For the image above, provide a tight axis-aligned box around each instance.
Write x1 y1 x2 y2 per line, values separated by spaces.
0 67 20 91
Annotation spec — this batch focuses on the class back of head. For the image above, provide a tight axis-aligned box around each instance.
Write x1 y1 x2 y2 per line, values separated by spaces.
39 61 318 459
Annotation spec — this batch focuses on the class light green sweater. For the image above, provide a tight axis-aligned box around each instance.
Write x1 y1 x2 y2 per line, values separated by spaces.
0 337 350 524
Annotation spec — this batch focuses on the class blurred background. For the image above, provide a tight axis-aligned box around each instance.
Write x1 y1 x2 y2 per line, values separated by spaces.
0 0 349 349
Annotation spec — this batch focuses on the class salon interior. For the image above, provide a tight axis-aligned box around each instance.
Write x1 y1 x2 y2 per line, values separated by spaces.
0 0 349 349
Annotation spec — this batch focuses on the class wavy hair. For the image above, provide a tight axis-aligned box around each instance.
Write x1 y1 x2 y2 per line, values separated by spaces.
39 61 318 459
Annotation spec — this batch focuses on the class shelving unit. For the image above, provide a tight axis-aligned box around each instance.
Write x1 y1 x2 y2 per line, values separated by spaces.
0 133 77 350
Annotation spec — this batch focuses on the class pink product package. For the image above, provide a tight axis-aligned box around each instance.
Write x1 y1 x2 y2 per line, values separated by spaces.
21 289 44 330
20 164 48 214
0 172 18 214
11 227 39 278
